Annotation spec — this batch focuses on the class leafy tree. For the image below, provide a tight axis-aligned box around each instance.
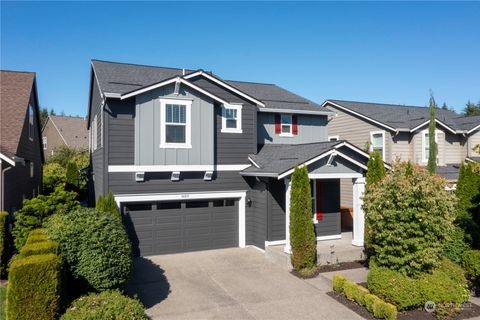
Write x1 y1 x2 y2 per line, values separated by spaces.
65 161 79 191
96 195 105 212
427 94 438 174
363 162 455 277
12 187 80 249
456 162 480 222
39 107 49 128
43 162 67 195
289 166 316 271
49 146 86 167
366 150 385 186
463 100 480 116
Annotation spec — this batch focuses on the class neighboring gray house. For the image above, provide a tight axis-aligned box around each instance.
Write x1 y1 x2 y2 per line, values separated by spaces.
42 115 88 159
87 60 387 256
324 100 480 208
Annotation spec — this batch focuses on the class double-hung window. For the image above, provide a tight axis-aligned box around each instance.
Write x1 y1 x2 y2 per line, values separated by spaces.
160 99 192 148
280 114 292 136
28 104 34 140
370 131 385 159
42 137 47 150
221 104 242 133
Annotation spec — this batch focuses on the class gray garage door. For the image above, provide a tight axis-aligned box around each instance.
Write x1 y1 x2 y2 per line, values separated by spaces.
122 199 239 256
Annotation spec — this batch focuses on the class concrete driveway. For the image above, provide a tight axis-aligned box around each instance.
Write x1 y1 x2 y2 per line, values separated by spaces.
127 247 364 320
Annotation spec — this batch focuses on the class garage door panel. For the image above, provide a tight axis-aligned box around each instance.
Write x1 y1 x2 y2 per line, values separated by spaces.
124 198 239 256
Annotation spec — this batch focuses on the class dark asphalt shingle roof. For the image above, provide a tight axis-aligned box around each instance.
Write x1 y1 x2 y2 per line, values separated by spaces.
48 116 88 149
91 60 330 113
328 99 464 131
437 164 461 181
467 157 480 163
454 115 480 131
244 141 342 176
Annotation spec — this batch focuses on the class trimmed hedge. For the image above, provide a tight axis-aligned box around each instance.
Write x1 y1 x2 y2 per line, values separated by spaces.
26 234 50 245
368 259 469 311
6 253 62 320
333 275 397 320
461 250 480 283
0 211 9 277
61 290 147 320
20 240 59 258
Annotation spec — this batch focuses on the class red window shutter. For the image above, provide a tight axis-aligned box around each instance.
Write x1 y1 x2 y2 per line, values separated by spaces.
292 115 298 135
275 114 281 134
316 180 323 221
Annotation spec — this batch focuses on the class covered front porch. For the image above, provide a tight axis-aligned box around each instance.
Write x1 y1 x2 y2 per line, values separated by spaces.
241 141 389 260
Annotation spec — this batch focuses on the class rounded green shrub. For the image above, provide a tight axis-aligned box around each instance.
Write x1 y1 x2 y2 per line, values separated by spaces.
461 250 480 282
332 274 346 293
61 290 147 320
45 208 132 291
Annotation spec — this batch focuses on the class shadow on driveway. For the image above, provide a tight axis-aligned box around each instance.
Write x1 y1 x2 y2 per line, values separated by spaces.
127 257 171 308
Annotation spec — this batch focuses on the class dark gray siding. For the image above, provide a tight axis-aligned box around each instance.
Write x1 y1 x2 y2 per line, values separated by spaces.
267 178 286 241
89 76 105 200
245 177 267 249
106 98 135 165
314 179 341 237
109 171 250 194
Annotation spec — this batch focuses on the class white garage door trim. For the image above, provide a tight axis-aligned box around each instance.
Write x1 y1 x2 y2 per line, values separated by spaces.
114 191 247 248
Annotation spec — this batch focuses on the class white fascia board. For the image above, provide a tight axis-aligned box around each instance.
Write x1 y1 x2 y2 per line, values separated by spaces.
258 107 335 116
0 153 15 166
322 100 397 132
277 149 336 179
240 172 278 178
334 141 392 170
467 124 480 135
247 156 261 168
104 92 121 98
410 119 459 135
108 164 251 173
184 71 266 107
308 173 363 179
335 150 368 171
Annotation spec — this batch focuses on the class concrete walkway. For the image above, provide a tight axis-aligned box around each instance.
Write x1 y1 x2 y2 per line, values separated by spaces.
127 247 366 320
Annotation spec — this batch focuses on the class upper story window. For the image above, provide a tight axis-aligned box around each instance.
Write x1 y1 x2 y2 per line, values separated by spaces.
370 131 385 159
275 114 298 137
422 129 438 163
160 98 192 149
28 104 34 140
221 104 242 133
30 161 34 178
42 137 47 150
92 114 98 151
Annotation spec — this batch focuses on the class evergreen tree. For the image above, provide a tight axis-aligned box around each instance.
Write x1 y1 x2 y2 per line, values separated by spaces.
39 107 49 128
456 162 480 221
96 195 105 212
366 150 385 186
65 161 79 191
104 192 121 219
49 108 56 116
441 102 449 110
464 100 480 116
427 94 438 174
290 166 316 271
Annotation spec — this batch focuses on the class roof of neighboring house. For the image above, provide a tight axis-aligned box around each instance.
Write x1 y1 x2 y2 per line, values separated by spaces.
325 99 480 133
467 157 480 163
45 116 88 150
437 164 461 181
241 140 381 178
0 70 40 162
91 59 331 114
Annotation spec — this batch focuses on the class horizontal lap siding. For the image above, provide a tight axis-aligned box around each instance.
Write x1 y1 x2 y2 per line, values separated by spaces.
109 171 250 194
340 178 353 208
107 98 135 165
444 132 467 164
469 130 480 157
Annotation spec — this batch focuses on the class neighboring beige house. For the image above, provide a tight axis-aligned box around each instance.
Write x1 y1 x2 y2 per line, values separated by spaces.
323 99 480 208
41 115 88 158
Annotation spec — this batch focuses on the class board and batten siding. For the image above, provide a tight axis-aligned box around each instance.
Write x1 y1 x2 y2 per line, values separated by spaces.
327 107 393 162
468 130 480 157
134 84 214 166
257 113 328 145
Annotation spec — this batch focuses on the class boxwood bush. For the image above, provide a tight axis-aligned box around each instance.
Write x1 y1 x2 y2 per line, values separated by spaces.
461 250 480 283
368 259 469 311
45 208 132 291
20 240 59 257
6 253 62 320
0 211 9 277
61 290 147 320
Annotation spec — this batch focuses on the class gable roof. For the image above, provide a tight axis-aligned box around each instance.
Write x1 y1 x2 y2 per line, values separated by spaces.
324 99 479 134
0 70 42 163
91 59 333 115
46 116 88 150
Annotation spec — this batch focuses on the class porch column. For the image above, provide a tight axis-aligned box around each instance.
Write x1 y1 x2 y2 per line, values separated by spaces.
352 177 366 247
284 178 292 254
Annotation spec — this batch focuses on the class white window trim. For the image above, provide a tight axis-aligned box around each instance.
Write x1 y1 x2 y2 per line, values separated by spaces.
279 114 294 137
370 130 385 160
100 110 104 148
221 104 243 133
30 162 34 178
422 129 439 163
312 180 318 224
160 98 192 149
328 135 339 142
42 137 47 150
92 114 98 151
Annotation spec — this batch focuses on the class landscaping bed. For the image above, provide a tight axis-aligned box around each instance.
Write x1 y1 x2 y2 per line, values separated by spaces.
327 291 480 320
319 260 366 273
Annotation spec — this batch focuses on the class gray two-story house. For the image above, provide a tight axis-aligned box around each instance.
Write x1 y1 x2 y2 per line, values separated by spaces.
87 60 386 257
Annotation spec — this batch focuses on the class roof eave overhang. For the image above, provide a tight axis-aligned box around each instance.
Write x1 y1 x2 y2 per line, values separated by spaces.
0 153 25 167
409 119 459 135
467 124 480 135
239 172 279 178
258 107 335 116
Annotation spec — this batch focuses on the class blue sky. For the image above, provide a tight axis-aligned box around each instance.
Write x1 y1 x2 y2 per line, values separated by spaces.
1 1 479 116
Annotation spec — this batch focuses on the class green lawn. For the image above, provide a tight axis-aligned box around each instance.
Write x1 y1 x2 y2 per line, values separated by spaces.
0 285 6 320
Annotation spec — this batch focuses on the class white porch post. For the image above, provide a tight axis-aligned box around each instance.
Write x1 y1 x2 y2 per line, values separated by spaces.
352 177 366 247
284 178 292 254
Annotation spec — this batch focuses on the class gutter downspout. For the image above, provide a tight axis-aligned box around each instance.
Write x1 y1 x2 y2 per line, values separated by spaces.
1 163 13 212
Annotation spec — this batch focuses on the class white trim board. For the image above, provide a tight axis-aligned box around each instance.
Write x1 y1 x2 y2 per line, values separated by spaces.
114 191 247 248
108 164 251 173
0 153 15 166
264 234 342 247
258 107 335 116
308 173 363 179
410 119 458 135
